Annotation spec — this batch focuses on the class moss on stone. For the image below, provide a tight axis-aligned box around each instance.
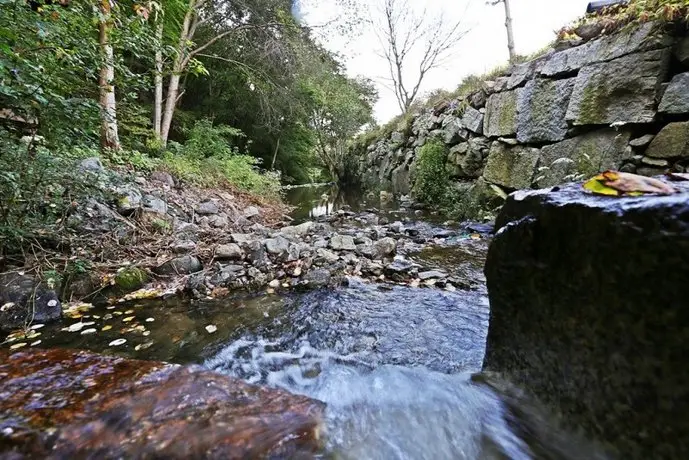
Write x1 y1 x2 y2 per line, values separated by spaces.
114 267 148 292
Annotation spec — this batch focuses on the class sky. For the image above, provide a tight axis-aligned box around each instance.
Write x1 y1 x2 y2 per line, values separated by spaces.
301 0 591 123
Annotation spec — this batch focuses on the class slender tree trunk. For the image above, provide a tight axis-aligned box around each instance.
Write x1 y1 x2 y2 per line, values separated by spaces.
271 137 280 169
98 0 120 151
153 20 164 138
502 0 516 62
160 0 196 147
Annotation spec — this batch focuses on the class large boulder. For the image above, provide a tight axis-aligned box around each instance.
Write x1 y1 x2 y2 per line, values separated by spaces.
645 121 689 159
0 274 61 331
482 141 540 190
517 77 576 143
537 128 632 187
541 22 671 77
391 163 411 196
658 72 689 114
565 49 670 126
484 181 689 459
460 106 484 135
154 255 202 275
484 88 522 138
0 348 324 458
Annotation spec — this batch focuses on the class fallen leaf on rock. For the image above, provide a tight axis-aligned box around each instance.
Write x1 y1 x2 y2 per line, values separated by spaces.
80 328 97 335
118 288 164 303
584 171 677 196
205 325 217 334
122 316 135 322
10 342 27 350
125 309 134 314
665 172 689 181
109 338 127 347
134 341 154 351
25 331 41 340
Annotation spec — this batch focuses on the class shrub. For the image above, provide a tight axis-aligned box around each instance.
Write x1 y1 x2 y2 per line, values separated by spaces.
412 139 450 204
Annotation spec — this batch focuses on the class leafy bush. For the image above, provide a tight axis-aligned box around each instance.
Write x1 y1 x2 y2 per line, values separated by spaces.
412 139 450 204
183 119 246 159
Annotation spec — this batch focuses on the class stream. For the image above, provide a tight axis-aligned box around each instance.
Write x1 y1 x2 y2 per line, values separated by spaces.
2 185 604 459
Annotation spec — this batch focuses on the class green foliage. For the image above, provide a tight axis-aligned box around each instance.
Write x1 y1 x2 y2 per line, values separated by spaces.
182 119 245 159
413 140 450 204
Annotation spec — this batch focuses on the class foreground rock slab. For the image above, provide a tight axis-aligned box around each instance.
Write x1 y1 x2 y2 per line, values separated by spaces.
0 349 325 459
483 181 689 460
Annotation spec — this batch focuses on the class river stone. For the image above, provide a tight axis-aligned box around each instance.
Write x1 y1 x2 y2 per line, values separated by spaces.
281 221 313 238
304 269 331 287
171 240 196 253
244 206 260 219
207 213 229 228
116 187 142 215
658 72 689 114
645 121 689 159
484 88 522 138
484 181 689 459
330 234 356 251
483 142 540 190
537 129 632 188
195 200 219 215
629 134 655 148
316 248 340 264
418 270 447 281
517 77 575 143
372 237 397 259
675 36 689 67
231 233 253 245
0 349 324 458
246 241 270 268
0 274 61 331
216 243 243 260
79 157 104 172
565 49 670 126
154 256 202 275
540 21 671 77
460 106 484 135
142 195 168 214
264 236 290 255
150 171 175 187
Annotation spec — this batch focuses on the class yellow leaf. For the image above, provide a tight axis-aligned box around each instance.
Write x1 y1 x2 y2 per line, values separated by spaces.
102 325 113 331
583 175 620 196
123 316 135 322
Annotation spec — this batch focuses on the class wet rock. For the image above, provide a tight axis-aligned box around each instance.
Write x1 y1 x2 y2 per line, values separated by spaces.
0 274 61 331
79 157 104 172
244 206 260 219
113 267 148 292
150 171 175 187
154 256 202 276
384 257 415 275
432 229 456 239
483 142 540 190
418 270 447 281
645 121 689 159
675 36 689 67
330 234 356 251
304 269 331 287
264 236 290 255
658 72 689 114
565 49 670 126
194 200 219 215
485 181 689 460
0 349 324 458
215 243 243 260
142 195 168 214
372 237 397 259
388 221 404 234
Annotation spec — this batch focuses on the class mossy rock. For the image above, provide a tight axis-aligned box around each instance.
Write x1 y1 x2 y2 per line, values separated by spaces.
114 267 148 293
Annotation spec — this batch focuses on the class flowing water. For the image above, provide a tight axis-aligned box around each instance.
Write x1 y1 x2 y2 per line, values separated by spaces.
3 185 605 459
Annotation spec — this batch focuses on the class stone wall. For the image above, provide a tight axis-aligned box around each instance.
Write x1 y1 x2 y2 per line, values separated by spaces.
357 22 689 217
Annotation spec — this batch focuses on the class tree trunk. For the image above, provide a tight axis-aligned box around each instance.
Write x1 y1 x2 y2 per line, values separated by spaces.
153 20 164 139
160 0 196 147
98 0 120 151
502 0 516 62
271 137 280 169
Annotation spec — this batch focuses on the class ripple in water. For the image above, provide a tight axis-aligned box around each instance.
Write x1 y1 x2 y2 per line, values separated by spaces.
205 279 542 458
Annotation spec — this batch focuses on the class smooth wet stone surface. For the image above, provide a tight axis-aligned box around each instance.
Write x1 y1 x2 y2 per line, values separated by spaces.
484 180 689 460
0 348 324 458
